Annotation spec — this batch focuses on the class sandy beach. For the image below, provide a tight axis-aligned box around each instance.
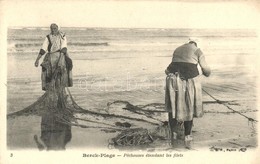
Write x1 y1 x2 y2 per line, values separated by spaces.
7 61 258 151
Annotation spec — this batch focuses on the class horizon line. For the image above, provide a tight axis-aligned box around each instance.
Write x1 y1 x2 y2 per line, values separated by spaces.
7 26 257 31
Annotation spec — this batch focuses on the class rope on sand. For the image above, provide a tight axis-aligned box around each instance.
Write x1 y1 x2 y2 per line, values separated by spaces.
55 113 123 131
107 100 165 123
202 88 258 124
66 88 161 125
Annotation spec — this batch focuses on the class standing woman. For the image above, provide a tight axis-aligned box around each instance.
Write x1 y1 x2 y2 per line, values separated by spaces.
165 38 211 149
34 23 72 91
33 24 73 150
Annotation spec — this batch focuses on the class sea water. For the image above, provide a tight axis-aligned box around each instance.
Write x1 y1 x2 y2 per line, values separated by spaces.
8 27 258 76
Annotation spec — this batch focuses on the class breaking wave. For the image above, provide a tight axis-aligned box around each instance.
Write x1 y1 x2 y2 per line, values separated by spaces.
68 42 109 46
14 42 109 48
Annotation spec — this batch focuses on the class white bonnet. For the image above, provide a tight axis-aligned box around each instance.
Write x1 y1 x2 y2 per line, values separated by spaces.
188 37 199 44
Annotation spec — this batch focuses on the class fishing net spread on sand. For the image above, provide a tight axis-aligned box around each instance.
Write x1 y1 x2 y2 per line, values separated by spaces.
111 128 154 147
109 122 187 147
7 66 79 122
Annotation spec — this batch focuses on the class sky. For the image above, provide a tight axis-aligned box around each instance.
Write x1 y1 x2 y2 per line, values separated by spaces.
1 0 260 29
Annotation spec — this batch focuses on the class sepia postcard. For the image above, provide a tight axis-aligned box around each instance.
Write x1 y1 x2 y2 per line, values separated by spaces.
0 0 260 163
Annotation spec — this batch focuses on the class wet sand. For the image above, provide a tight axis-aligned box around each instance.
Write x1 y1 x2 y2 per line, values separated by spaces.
7 59 258 151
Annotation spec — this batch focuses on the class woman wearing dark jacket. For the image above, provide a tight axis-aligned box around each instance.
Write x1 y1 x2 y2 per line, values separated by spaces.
165 38 211 149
